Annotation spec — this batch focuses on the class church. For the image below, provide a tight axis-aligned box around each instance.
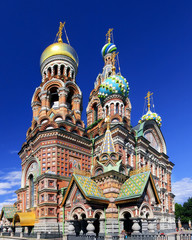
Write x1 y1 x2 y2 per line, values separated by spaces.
3 23 176 236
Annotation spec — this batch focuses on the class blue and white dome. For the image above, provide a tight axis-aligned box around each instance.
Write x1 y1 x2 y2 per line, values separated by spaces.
98 75 129 101
139 110 162 127
101 43 117 57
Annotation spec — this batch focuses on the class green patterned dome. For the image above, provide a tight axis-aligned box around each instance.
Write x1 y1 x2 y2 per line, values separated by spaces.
98 74 129 101
139 110 162 127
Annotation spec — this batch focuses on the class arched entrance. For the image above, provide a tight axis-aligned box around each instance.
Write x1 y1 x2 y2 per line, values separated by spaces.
80 213 87 235
123 212 132 235
13 212 35 235
93 213 100 237
73 214 81 236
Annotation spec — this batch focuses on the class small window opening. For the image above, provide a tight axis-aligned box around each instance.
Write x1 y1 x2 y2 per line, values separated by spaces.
71 71 74 79
60 65 64 75
93 103 98 122
66 89 74 110
116 103 119 114
106 105 109 116
49 87 59 108
53 65 58 76
48 67 51 78
67 67 70 77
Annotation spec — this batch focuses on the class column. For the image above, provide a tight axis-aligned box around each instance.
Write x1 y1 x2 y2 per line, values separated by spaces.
86 219 96 236
130 218 141 234
68 221 75 235
147 219 155 233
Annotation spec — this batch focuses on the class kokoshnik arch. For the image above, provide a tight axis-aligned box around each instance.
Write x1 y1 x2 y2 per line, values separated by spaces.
1 23 176 235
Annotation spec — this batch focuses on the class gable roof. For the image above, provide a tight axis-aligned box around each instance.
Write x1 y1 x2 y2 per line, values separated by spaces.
0 206 17 220
116 171 160 204
61 174 108 206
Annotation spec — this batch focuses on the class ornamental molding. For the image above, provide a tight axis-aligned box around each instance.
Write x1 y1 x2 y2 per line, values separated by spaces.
103 94 124 105
40 55 77 75
42 78 64 91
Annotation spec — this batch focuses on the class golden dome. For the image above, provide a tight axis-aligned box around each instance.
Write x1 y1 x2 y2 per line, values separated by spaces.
40 42 79 66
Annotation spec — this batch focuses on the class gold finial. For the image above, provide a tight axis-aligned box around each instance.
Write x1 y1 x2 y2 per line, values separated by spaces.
106 28 113 43
56 22 65 43
145 91 153 111
111 51 119 75
105 115 111 130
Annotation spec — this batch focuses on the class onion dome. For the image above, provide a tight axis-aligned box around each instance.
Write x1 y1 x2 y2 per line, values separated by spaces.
98 74 129 101
139 110 162 127
101 43 117 57
139 91 162 127
40 42 79 66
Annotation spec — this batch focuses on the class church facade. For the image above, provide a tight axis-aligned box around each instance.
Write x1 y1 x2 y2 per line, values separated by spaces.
12 25 175 235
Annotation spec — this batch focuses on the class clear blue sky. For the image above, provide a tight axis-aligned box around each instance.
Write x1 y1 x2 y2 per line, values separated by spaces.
0 0 191 206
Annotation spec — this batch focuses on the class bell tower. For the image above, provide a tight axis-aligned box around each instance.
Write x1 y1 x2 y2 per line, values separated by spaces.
16 24 92 229
30 22 83 137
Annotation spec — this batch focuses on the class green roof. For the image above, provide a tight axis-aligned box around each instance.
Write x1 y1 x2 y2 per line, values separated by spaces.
132 122 145 138
0 206 17 220
74 174 107 201
116 171 150 201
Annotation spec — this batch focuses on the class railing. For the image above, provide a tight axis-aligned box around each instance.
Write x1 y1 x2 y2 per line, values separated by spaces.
68 235 96 240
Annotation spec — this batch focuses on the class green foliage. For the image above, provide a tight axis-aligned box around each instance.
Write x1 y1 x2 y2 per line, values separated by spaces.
86 118 103 130
175 198 192 224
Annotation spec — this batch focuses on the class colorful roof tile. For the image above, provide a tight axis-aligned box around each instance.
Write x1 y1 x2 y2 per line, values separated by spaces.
116 171 151 201
0 206 17 220
73 174 107 201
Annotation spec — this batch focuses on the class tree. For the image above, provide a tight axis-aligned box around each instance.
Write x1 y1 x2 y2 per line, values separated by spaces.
175 198 192 225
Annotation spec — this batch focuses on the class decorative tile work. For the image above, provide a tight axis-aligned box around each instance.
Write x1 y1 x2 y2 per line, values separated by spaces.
1 206 17 219
74 174 106 200
117 171 151 201
102 130 115 154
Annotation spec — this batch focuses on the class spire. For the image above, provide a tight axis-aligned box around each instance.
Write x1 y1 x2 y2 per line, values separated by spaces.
101 116 115 153
145 91 153 111
111 51 119 75
106 28 113 43
139 91 162 127
101 29 117 57
56 22 65 43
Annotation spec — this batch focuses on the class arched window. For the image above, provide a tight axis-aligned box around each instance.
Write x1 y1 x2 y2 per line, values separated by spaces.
60 65 64 75
106 105 109 116
110 103 114 115
71 71 74 79
93 103 98 122
49 87 59 108
53 65 58 76
29 175 34 208
67 67 70 77
116 103 119 114
124 212 132 234
47 67 51 78
93 213 100 237
66 89 74 110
